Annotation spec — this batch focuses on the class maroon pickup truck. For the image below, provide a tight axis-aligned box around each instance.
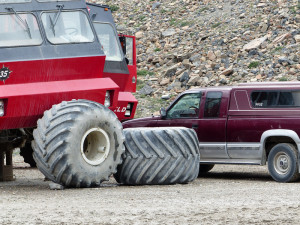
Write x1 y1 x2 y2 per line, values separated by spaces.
123 82 300 183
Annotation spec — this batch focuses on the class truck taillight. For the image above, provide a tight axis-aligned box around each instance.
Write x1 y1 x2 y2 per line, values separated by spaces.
0 100 4 116
125 103 133 117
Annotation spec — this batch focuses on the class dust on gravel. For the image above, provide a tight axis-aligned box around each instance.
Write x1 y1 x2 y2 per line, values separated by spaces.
1 155 300 225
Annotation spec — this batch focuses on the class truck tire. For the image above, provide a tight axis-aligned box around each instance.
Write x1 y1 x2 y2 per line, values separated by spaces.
268 143 299 183
114 127 200 185
32 100 125 188
198 164 214 176
20 142 36 167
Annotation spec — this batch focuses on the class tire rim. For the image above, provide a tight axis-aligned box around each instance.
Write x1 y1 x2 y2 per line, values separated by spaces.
81 128 110 166
273 152 291 175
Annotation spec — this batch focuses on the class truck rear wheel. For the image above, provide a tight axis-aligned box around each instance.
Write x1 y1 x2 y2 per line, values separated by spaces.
20 142 36 167
32 100 125 188
268 143 299 183
114 127 200 185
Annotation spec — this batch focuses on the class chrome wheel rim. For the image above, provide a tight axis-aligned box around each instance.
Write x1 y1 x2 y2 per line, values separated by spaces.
273 152 291 175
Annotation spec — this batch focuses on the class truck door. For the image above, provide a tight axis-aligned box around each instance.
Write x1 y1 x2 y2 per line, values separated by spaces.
197 91 229 160
87 3 135 92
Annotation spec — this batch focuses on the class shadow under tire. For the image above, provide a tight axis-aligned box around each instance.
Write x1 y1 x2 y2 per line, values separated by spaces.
20 142 37 167
198 164 214 177
114 127 200 185
32 100 125 188
268 143 299 183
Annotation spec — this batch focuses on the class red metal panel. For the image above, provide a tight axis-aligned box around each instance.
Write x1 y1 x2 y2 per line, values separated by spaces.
227 116 300 142
114 92 138 121
0 78 119 129
0 56 105 85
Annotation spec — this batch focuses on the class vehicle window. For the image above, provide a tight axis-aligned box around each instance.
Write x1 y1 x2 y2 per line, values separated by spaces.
93 23 123 62
125 37 133 65
204 92 222 118
41 11 94 44
0 14 42 47
251 91 300 108
167 93 202 119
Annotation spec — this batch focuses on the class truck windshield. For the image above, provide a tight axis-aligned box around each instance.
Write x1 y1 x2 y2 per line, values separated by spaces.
0 14 42 47
93 23 123 61
41 11 94 44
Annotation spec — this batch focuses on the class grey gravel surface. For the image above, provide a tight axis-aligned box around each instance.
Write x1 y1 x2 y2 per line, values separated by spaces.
1 155 300 224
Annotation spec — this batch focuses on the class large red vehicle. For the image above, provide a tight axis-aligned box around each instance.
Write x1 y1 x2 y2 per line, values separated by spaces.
0 0 137 187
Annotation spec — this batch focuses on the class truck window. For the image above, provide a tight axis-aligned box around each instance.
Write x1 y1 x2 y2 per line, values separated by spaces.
204 92 222 118
0 14 42 47
251 91 300 108
93 23 123 62
167 93 202 119
41 11 94 44
125 37 134 65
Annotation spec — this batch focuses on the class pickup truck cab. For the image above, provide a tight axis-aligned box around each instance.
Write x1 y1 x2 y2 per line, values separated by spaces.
123 82 300 182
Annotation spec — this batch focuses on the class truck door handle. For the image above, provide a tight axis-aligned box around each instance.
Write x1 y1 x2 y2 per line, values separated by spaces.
192 124 198 129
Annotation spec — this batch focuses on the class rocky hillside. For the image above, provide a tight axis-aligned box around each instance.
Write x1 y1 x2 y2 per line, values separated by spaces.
94 0 300 117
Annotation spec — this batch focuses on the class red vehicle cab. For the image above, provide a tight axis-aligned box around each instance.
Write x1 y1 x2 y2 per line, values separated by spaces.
123 82 300 183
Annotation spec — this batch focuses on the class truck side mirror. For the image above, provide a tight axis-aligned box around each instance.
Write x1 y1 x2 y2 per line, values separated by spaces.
160 107 167 119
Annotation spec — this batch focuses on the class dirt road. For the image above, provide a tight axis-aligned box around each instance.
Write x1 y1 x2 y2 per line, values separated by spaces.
1 155 300 224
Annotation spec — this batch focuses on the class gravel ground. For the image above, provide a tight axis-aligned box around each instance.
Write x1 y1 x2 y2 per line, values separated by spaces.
1 155 300 225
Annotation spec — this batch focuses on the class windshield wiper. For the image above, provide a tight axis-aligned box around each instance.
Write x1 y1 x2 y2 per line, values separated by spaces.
5 7 32 39
49 4 64 36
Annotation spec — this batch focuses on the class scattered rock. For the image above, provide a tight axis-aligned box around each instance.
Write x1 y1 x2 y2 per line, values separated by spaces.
294 35 300 43
139 85 154 95
187 76 201 86
219 66 234 76
179 71 190 82
160 78 170 86
161 94 171 100
272 33 291 44
207 51 216 61
164 66 177 77
152 2 161 10
243 36 268 51
135 31 144 39
162 29 176 37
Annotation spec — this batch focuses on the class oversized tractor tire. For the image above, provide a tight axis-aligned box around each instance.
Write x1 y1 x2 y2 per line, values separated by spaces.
114 127 200 185
32 99 125 188
20 142 36 167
